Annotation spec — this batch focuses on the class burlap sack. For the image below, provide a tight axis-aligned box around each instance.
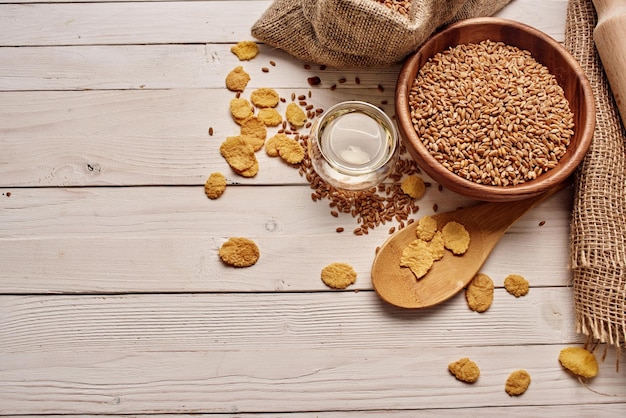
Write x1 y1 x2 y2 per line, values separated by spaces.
565 0 626 349
251 0 511 68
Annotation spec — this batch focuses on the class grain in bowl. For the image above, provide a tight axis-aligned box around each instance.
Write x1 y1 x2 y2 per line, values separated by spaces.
395 18 595 202
409 40 574 187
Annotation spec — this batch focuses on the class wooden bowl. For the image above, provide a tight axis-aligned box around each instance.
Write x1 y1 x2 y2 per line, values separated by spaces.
395 17 595 202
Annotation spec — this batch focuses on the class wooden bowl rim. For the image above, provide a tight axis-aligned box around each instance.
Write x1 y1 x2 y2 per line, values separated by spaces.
395 17 595 202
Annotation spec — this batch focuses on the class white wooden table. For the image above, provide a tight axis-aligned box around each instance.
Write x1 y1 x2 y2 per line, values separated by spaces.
1 0 625 415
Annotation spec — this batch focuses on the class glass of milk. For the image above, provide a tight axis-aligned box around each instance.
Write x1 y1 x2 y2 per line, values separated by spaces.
308 101 399 191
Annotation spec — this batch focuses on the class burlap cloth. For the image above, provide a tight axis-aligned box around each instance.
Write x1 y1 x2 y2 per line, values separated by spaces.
251 0 510 68
565 0 626 349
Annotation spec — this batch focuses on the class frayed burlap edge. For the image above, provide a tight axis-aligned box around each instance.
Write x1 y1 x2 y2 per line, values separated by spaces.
565 0 626 350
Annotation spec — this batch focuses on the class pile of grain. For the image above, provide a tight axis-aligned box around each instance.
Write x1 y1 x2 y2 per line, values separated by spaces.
409 40 574 187
373 0 412 18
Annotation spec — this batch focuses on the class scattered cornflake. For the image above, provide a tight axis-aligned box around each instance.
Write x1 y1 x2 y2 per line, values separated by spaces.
505 370 531 396
401 174 426 199
231 40 259 61
225 66 251 92
504 274 530 297
320 262 357 289
558 347 599 378
448 357 480 383
219 237 260 267
465 273 494 313
204 172 227 199
285 102 307 127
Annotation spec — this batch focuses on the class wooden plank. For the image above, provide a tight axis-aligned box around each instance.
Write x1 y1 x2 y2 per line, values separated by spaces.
0 1 568 47
0 2 267 46
0 44 402 91
0 88 394 187
11 406 626 418
1 343 624 414
0 185 572 293
0 290 585 353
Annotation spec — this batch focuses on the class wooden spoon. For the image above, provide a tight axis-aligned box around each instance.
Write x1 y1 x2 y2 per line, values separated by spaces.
371 184 567 309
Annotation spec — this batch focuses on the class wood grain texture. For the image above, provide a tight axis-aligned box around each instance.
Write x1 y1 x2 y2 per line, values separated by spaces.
0 186 571 293
0 44 401 91
0 88 394 187
2 345 624 414
2 0 624 415
0 1 568 47
0 290 585 353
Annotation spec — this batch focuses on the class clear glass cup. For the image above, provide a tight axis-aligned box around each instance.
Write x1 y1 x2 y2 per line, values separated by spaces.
308 101 399 191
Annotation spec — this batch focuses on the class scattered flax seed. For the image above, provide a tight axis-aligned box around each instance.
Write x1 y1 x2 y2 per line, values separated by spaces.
261 67 269 73
338 77 347 84
208 127 214 136
330 210 339 217
433 204 438 212
336 227 345 233
320 65 327 70
269 60 276 66
355 77 361 84
377 84 385 92
330 84 337 91
297 131 423 235
539 220 546 226
304 64 311 70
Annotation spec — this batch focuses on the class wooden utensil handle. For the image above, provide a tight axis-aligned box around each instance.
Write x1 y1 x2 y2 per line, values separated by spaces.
592 0 626 127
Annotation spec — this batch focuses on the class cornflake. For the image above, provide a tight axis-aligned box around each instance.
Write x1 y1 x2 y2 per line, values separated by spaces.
558 347 599 378
286 102 307 127
231 40 259 61
465 273 494 313
219 237 260 267
505 370 531 396
236 159 259 178
265 133 290 157
204 172 227 199
250 88 280 108
277 137 305 164
442 221 470 255
257 108 283 126
428 231 445 261
504 274 530 297
219 136 257 173
401 174 426 199
321 262 357 289
230 97 254 124
240 116 267 151
448 357 480 383
415 215 437 241
225 66 250 92
400 239 434 279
